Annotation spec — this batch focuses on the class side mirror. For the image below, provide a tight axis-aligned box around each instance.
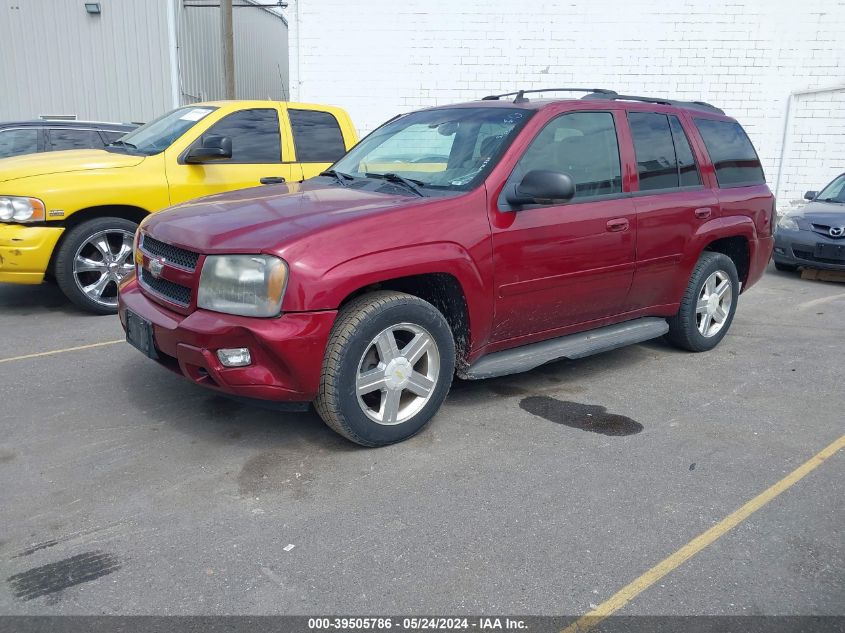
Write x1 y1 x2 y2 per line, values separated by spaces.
506 170 576 207
804 190 817 201
185 135 232 163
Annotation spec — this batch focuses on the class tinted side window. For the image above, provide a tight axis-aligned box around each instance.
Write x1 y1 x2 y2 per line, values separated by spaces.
288 109 346 162
200 108 281 162
628 112 678 191
102 130 127 144
510 111 622 201
694 119 765 187
0 128 39 158
49 128 103 151
668 116 701 187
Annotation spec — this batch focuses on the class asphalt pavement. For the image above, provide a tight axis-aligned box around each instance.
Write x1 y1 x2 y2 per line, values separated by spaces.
0 262 842 617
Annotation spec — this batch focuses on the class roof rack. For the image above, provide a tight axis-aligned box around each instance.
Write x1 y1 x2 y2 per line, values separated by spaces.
482 88 724 114
582 91 725 114
482 88 617 103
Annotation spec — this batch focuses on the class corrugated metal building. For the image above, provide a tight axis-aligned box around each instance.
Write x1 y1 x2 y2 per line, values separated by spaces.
0 0 288 124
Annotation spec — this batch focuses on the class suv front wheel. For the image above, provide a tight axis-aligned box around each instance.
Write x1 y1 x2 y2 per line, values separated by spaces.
667 251 740 352
315 291 456 447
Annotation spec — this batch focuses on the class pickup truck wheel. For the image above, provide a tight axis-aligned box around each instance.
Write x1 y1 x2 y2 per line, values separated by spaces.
667 252 739 352
55 217 137 315
315 291 455 447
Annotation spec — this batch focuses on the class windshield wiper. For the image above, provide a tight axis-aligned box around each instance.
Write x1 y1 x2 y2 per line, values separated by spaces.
320 169 354 187
365 172 426 197
106 140 139 151
815 197 843 203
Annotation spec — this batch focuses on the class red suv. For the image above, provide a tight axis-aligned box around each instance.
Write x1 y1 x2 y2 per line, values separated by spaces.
119 88 775 446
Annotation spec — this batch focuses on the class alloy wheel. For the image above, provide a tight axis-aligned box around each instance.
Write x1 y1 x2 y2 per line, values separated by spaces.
72 229 135 308
696 270 733 338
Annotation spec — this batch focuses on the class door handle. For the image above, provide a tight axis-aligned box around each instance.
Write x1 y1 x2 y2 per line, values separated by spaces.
260 176 286 185
606 218 629 232
694 207 712 220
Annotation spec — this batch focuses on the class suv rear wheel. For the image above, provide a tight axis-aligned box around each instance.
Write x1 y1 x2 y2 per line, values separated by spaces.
667 252 739 352
315 291 455 447
55 217 137 315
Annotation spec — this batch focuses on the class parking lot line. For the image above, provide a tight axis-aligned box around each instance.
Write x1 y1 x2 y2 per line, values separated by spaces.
562 433 845 633
0 339 125 364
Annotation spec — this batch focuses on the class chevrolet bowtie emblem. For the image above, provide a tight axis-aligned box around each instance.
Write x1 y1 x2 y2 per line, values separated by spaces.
149 257 165 278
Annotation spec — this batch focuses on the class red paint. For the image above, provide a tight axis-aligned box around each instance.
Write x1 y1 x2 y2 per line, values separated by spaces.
120 97 775 403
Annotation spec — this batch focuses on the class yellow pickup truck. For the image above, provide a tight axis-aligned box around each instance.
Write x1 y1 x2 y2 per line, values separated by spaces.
0 100 358 313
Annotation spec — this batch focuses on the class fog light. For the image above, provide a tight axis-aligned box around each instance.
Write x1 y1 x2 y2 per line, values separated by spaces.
217 348 251 367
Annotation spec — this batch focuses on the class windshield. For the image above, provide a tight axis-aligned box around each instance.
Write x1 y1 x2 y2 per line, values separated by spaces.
331 107 532 192
815 174 845 203
107 106 218 156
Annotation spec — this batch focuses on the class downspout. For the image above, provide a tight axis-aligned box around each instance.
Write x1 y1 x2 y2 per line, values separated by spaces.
166 0 181 108
289 0 301 101
775 83 845 204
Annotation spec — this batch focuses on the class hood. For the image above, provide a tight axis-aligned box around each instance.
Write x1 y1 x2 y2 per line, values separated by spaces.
789 200 845 223
143 180 438 252
0 149 145 183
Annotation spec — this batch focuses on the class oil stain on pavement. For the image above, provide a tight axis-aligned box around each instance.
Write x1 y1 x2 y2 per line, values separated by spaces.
7 551 120 601
519 396 643 436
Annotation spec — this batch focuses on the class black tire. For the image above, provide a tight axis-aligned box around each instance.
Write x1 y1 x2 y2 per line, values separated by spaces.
315 291 456 447
55 217 138 315
774 261 798 273
667 252 739 352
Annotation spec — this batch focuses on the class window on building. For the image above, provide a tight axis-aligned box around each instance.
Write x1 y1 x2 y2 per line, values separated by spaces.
694 119 765 187
199 108 281 162
288 109 346 162
48 128 104 151
0 128 39 158
509 111 622 201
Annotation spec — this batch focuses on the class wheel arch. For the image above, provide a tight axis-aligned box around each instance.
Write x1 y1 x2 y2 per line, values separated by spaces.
46 205 149 278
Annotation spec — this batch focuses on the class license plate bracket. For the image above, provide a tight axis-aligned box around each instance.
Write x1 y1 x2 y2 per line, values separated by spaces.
814 243 845 261
125 310 158 360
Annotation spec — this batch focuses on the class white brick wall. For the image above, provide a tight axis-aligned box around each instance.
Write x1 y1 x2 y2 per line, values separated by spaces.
287 0 845 212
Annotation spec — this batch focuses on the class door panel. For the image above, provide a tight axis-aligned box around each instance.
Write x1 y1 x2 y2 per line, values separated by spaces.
490 110 635 342
166 106 300 206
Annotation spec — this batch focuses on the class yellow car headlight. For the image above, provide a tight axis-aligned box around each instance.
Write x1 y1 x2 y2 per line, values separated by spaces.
0 196 46 223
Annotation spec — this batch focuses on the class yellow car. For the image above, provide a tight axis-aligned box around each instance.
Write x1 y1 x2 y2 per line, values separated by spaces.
0 100 358 313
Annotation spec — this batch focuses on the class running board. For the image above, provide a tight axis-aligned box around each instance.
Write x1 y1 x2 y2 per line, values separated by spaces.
461 317 669 380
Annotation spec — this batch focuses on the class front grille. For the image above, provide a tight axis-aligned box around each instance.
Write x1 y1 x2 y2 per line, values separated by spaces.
793 249 845 266
811 224 845 240
141 235 200 270
140 269 192 306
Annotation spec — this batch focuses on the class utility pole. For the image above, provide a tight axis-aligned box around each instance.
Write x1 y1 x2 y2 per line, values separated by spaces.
221 0 235 99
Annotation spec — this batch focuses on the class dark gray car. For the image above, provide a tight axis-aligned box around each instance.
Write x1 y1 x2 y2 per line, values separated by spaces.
0 120 137 160
773 173 845 272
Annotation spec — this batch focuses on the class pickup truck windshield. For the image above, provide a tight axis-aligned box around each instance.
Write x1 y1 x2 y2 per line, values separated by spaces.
331 107 532 192
107 106 218 156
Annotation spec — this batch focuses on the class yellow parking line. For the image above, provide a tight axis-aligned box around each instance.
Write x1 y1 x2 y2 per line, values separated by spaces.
0 339 125 364
562 433 845 633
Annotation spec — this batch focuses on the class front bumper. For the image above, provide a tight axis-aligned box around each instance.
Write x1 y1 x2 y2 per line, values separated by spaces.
0 223 64 284
119 278 337 403
773 228 845 271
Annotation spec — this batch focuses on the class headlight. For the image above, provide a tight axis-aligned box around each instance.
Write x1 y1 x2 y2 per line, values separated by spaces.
777 215 800 231
0 196 46 223
197 254 288 317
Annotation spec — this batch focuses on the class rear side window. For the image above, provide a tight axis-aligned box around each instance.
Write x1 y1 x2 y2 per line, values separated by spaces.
199 108 281 162
0 128 39 157
694 119 765 187
510 111 622 201
628 112 701 191
48 128 104 151
289 109 346 162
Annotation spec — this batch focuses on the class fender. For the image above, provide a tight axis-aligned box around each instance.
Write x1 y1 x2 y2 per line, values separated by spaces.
669 215 758 304
284 241 495 351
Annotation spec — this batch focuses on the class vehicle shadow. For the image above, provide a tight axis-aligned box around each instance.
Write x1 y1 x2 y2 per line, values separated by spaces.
0 282 83 317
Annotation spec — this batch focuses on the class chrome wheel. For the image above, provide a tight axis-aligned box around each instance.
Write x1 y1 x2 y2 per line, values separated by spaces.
355 322 441 426
72 229 135 308
696 270 732 338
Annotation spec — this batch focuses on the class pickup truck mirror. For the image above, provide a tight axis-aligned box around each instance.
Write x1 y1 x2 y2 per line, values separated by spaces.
804 190 817 201
506 170 576 208
185 135 233 164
